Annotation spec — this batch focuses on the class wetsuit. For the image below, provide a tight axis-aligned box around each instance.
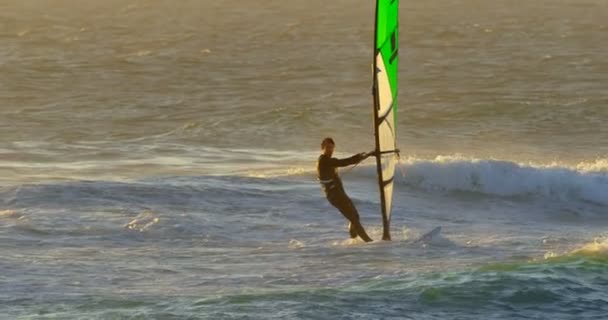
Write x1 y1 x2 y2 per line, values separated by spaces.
317 153 373 242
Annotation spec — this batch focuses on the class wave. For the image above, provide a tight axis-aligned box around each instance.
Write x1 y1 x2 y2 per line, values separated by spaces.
267 155 608 206
197 250 608 319
571 237 608 257
2 155 606 214
396 156 608 206
544 236 608 260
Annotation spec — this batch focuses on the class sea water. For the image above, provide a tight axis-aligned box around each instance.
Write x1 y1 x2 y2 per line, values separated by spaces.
1 1 607 319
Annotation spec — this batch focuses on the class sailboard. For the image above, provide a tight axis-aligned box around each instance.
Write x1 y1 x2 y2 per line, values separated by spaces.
372 0 400 240
412 226 442 244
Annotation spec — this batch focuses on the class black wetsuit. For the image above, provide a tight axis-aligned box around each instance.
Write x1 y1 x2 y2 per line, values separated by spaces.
317 153 373 242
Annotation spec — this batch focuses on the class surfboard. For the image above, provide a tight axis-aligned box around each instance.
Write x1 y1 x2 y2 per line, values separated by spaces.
372 0 400 241
412 226 442 244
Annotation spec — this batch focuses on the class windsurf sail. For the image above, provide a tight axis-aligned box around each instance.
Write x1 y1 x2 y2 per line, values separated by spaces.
372 0 399 240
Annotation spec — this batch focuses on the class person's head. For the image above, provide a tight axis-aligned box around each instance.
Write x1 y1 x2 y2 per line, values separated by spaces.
321 137 335 156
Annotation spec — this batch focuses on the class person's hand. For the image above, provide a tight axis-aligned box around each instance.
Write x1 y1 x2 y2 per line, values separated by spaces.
357 152 373 161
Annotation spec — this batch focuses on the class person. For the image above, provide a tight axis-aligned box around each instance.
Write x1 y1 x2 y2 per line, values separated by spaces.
316 137 374 242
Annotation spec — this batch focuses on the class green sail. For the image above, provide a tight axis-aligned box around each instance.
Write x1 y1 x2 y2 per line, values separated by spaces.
372 0 399 241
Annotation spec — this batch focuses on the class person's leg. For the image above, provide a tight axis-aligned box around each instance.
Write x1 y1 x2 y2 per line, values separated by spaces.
348 217 373 242
330 194 373 242
348 222 357 238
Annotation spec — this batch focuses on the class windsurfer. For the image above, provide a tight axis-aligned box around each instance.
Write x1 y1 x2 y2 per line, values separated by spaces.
316 137 374 242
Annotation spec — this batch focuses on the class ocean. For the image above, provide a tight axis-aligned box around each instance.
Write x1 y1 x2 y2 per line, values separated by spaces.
1 0 607 319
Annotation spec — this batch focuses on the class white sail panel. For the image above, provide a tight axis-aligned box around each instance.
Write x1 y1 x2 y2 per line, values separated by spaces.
375 54 397 222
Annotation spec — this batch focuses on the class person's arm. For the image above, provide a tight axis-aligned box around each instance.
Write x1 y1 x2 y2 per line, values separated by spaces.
327 152 369 168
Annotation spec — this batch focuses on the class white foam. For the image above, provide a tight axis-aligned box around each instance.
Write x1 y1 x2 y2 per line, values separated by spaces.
570 237 608 256
0 209 20 219
288 239 306 249
125 211 160 232
545 236 608 259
